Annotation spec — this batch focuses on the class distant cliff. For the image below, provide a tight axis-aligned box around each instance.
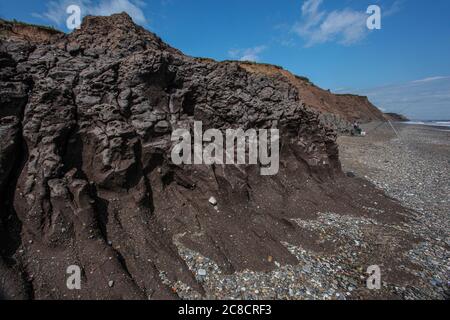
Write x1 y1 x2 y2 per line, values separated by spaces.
238 62 386 123
384 113 410 122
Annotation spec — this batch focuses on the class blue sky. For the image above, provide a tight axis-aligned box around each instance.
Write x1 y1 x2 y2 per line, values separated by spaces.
1 0 449 120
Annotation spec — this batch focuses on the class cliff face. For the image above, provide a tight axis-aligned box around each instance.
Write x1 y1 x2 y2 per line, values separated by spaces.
0 14 412 299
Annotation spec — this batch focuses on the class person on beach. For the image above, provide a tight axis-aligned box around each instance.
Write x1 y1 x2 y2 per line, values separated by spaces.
353 121 362 136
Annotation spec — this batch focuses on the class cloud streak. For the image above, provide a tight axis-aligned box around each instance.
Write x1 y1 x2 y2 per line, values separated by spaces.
228 45 267 62
411 76 450 83
34 0 147 27
349 76 450 120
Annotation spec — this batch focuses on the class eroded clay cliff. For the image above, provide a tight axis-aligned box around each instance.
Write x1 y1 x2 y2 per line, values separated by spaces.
238 62 386 130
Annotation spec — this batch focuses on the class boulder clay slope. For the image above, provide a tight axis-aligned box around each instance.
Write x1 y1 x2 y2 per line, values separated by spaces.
238 62 386 123
0 14 419 299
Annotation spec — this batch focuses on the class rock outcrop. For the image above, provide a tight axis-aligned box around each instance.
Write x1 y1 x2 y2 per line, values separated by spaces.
0 14 417 300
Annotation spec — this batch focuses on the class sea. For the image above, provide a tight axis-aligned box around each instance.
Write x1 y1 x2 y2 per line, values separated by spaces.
402 121 450 129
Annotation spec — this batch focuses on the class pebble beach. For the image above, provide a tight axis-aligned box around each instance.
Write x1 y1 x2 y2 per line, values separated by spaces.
339 122 450 299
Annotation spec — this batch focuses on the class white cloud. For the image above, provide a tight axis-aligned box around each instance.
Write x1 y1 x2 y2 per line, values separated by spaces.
411 76 450 84
228 45 267 62
293 0 367 47
384 0 403 17
293 0 402 47
33 0 148 27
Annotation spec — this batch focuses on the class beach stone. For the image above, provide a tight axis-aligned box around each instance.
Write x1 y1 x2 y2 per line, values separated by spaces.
208 197 217 206
198 269 207 276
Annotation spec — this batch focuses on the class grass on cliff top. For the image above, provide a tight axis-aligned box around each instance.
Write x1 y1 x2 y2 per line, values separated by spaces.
222 60 313 84
224 59 285 70
0 18 61 33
